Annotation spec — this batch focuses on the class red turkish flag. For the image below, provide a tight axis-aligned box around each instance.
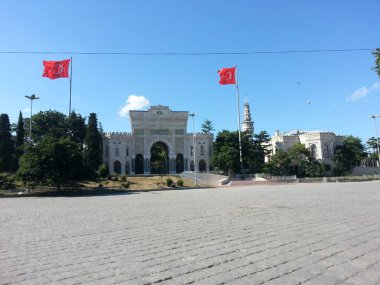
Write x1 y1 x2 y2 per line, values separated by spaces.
218 67 236 85
42 59 70 79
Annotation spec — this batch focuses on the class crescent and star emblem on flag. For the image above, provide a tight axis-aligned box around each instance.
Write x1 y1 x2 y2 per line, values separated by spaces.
218 67 236 85
42 59 70 79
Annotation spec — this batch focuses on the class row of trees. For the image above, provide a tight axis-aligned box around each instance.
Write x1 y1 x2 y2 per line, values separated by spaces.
0 111 103 190
0 111 375 190
211 129 369 177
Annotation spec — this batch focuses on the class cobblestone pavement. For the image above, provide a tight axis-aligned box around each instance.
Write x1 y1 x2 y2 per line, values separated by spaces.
1 181 380 285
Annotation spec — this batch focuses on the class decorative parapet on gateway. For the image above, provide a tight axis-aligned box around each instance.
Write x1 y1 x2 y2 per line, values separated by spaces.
186 133 214 139
103 132 133 138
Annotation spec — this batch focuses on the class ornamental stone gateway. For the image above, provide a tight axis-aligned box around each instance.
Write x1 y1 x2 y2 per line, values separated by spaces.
103 105 213 175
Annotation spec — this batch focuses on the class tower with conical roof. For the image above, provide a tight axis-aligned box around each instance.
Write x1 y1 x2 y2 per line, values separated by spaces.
241 98 254 134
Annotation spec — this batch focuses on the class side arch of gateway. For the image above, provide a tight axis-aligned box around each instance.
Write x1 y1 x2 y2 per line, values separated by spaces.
102 105 213 175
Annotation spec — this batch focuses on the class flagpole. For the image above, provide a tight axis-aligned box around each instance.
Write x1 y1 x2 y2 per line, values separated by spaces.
69 57 73 115
235 66 243 172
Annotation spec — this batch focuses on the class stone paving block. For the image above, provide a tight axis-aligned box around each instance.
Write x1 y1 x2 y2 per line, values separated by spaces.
302 275 340 285
343 268 380 285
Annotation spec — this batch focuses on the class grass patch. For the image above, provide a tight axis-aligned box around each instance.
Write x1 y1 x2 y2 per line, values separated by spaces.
0 175 198 196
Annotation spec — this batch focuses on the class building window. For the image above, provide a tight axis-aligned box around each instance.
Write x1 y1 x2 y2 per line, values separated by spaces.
115 145 119 157
105 146 109 157
310 144 317 159
191 146 193 156
323 144 330 159
126 146 129 156
200 145 204 156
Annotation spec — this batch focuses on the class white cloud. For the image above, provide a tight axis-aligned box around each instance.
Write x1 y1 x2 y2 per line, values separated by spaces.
371 82 380 91
22 108 31 114
118 95 150 117
347 86 369 101
347 82 380 101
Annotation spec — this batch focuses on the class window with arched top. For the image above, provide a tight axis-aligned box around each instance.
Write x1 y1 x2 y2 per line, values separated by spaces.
126 146 129 156
323 144 330 159
191 146 193 156
190 160 195 171
113 160 121 174
199 159 206 172
115 145 119 157
310 144 317 159
200 145 204 156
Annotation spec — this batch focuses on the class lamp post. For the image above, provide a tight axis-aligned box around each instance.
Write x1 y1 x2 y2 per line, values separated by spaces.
369 115 380 167
189 113 197 186
25 94 39 141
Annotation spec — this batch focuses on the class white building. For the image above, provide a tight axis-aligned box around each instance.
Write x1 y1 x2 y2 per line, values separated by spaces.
265 130 344 164
102 105 213 175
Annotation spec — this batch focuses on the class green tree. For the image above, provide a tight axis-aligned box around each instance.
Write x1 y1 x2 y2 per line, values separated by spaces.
30 110 67 141
17 137 84 190
265 143 325 177
150 146 167 174
264 149 290 176
333 136 366 175
84 113 103 177
372 48 380 77
15 111 25 165
366 137 378 155
342 136 366 166
201 119 215 134
212 130 240 175
333 145 353 176
247 131 271 173
287 143 312 177
213 130 271 175
0 114 15 172
67 111 86 148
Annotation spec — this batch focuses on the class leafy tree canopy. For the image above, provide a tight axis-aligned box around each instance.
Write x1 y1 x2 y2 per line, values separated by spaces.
212 129 271 175
84 113 103 176
17 137 84 190
333 135 367 175
265 143 325 177
30 110 68 141
0 114 15 172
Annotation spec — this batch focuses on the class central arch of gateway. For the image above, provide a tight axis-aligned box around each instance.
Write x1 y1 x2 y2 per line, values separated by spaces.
102 105 213 175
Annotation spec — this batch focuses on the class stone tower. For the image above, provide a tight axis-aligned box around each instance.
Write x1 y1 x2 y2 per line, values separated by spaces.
241 98 254 134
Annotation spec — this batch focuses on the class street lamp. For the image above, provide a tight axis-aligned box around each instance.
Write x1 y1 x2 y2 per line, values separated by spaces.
189 113 197 186
25 94 39 141
369 114 380 167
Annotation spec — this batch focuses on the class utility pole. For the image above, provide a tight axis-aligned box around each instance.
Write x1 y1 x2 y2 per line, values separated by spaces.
24 94 40 141
189 113 197 186
369 115 380 167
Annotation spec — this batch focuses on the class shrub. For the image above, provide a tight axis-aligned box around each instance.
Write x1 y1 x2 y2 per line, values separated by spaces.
120 175 127 182
0 174 16 190
165 177 174 187
112 173 119 181
98 164 108 178
121 181 130 189
177 178 184 187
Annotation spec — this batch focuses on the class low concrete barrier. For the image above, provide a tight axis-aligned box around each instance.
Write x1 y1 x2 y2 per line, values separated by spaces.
180 171 229 187
351 166 380 176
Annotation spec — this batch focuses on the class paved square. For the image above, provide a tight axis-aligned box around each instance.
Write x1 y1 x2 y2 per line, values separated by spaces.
1 181 380 285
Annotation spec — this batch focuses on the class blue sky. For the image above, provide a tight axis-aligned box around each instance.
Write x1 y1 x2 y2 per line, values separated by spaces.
0 0 379 143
